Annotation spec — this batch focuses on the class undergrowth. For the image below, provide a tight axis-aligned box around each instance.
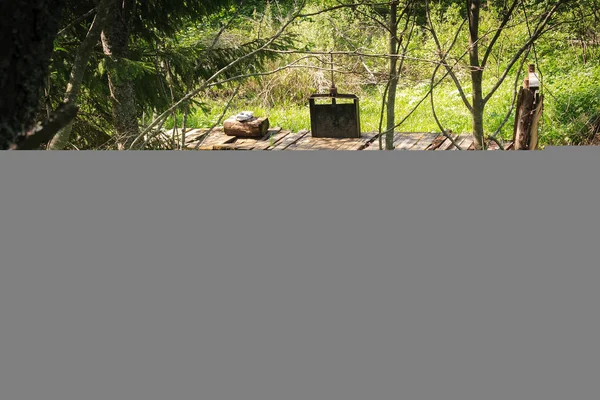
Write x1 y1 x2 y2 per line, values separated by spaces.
163 2 600 148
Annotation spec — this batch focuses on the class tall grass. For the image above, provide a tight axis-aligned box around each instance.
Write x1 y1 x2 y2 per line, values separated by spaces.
167 74 519 142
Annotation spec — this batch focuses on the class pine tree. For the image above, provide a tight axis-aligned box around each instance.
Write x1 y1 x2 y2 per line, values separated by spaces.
0 0 65 149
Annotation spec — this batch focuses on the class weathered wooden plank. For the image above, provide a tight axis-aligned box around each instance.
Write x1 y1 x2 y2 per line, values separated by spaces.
270 130 310 151
197 137 235 149
185 137 210 149
253 127 281 142
436 134 461 151
330 137 355 150
359 132 379 150
262 129 292 150
487 141 500 150
288 133 319 150
327 137 352 150
486 140 513 151
364 140 382 150
463 138 475 150
395 133 424 150
182 128 205 143
337 132 377 150
447 133 469 150
427 134 448 150
392 132 410 146
249 128 283 150
233 128 283 149
458 134 472 147
182 129 211 148
337 139 361 151
207 134 234 147
336 141 360 150
264 132 292 149
233 138 262 150
196 128 224 143
196 130 235 150
319 141 344 150
164 128 199 145
305 137 338 150
363 133 402 150
410 133 439 150
211 144 237 150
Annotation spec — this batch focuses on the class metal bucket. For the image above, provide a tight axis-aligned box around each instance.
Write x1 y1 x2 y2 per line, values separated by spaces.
309 93 361 138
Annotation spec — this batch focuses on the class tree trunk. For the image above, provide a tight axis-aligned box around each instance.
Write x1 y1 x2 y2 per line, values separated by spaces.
48 0 112 150
0 0 65 149
468 0 485 150
101 0 139 150
385 1 399 150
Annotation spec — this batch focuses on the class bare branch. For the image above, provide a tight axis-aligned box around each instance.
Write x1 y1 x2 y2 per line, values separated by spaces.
483 0 566 104
265 48 458 66
192 82 242 150
425 0 473 112
481 0 521 68
298 1 394 18
57 7 96 36
490 46 531 139
430 63 462 149
129 0 308 149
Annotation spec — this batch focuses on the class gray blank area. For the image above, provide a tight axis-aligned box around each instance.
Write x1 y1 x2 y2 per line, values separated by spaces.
1 151 599 400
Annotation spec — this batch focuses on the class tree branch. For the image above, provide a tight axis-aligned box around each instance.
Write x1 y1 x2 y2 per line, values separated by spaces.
57 7 96 36
483 0 566 104
481 0 521 68
128 0 308 149
430 63 462 149
192 81 242 150
10 103 79 150
426 0 473 112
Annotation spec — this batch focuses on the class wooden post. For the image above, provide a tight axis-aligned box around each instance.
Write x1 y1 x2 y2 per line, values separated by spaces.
513 64 543 150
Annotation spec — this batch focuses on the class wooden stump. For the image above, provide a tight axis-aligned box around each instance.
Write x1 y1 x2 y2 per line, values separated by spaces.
513 88 543 150
224 116 270 137
513 67 543 150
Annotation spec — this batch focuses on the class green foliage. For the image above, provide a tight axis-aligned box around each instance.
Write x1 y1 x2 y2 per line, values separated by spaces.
542 63 600 145
47 0 297 148
48 0 600 148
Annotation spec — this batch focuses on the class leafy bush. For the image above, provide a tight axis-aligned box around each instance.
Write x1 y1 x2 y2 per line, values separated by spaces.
541 63 600 145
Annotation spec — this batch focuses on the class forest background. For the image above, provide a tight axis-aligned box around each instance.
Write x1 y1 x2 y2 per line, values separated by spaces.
1 0 599 150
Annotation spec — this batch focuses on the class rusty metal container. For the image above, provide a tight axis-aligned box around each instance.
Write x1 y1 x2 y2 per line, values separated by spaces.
308 93 361 138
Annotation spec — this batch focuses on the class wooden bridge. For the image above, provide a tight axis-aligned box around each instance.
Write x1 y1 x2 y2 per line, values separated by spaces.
168 127 513 151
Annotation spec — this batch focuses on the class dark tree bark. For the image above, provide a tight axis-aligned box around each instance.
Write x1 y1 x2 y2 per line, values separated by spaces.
0 0 65 150
48 0 112 150
468 0 485 150
101 0 139 149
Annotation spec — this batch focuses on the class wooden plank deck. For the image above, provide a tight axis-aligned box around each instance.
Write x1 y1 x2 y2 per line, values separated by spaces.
166 128 512 151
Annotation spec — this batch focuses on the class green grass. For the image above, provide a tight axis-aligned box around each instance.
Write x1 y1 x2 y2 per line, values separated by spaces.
159 1 599 148
167 76 517 140
165 62 600 148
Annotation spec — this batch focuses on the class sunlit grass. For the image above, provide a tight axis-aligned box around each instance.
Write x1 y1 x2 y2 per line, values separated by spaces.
167 76 516 141
161 1 598 148
164 61 600 148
